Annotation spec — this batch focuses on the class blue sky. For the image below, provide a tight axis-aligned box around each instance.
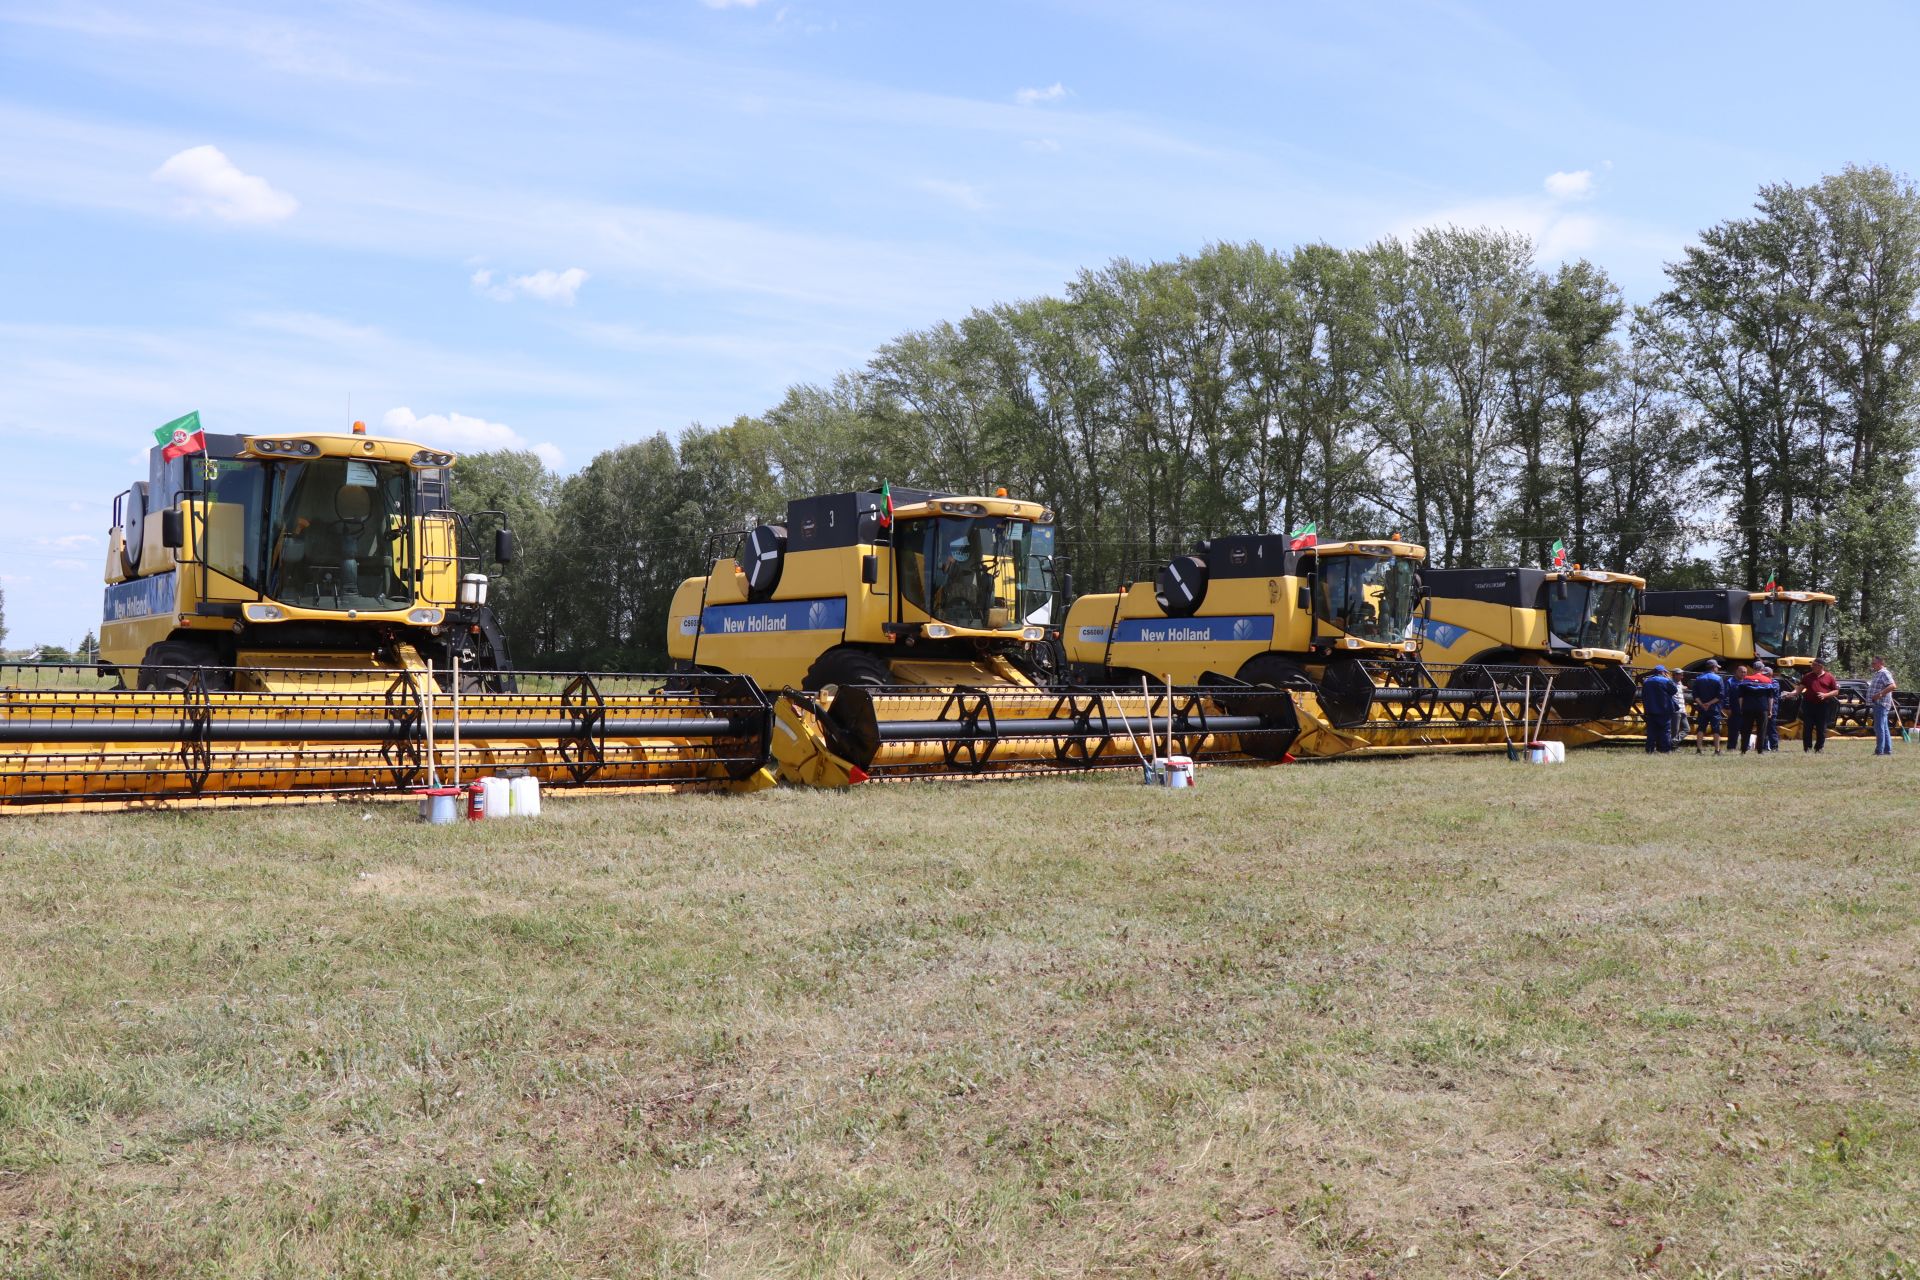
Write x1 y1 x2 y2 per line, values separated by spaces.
1 0 1914 645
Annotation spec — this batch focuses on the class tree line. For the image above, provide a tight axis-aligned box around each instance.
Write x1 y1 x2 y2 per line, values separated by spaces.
453 165 1920 674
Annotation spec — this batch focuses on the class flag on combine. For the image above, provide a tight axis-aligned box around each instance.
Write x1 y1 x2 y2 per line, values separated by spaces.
1288 520 1318 550
1550 538 1568 569
154 411 205 461
1764 576 1780 592
879 480 893 531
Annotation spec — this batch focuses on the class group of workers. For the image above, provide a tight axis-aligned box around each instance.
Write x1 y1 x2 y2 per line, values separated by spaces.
1637 657 1903 756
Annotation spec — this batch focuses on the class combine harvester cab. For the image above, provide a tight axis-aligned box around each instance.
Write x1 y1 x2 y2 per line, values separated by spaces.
0 422 772 811
667 489 1299 784
1416 565 1645 747
1621 586 1838 734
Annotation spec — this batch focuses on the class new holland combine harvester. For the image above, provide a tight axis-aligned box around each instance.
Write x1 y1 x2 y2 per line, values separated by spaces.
0 423 772 811
1611 585 1841 735
666 488 1300 785
1060 539 1631 754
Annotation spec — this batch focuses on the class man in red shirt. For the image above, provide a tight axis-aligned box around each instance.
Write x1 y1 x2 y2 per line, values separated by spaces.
1798 659 1840 753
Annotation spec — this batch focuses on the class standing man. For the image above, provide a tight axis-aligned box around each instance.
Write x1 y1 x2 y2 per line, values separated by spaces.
1727 663 1751 752
1641 664 1677 754
1756 661 1782 753
1868 656 1898 756
1798 659 1839 753
1690 660 1725 754
1736 664 1774 754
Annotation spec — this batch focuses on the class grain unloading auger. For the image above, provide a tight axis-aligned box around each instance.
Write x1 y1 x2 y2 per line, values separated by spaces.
0 662 773 812
1062 536 1638 756
667 487 1302 785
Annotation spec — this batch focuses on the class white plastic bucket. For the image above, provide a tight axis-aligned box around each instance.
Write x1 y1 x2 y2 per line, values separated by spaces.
509 774 541 817
1542 741 1567 764
1163 755 1195 788
481 775 511 818
1525 743 1547 764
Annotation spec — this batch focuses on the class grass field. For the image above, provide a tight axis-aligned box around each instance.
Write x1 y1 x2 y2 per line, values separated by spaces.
2 748 1917 1278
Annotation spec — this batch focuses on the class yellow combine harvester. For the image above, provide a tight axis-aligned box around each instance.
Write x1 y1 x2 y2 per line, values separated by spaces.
1616 586 1838 735
1414 565 1644 741
667 488 1300 784
1061 538 1619 754
101 421 512 689
1 420 772 810
1631 587 1834 675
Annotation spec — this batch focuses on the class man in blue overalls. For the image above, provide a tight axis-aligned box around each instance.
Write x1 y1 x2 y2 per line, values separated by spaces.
1689 660 1725 754
1641 664 1678 754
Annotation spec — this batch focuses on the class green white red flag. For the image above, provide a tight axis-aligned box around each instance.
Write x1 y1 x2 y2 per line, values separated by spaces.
1550 538 1568 569
1288 520 1318 550
154 411 205 461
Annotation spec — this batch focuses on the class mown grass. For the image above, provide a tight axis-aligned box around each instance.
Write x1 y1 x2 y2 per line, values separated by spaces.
1 749 1917 1278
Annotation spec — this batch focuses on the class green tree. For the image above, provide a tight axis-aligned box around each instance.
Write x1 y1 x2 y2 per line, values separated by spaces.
449 450 561 664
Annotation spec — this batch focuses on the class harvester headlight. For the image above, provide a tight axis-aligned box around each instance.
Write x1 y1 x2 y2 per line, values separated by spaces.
925 623 953 638
408 607 445 625
410 449 454 467
936 501 986 516
244 604 286 621
1021 626 1047 641
256 439 278 453
1344 636 1363 649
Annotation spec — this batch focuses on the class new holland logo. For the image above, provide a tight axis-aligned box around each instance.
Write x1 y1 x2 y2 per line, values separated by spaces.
1635 633 1683 657
1232 618 1253 641
807 600 830 630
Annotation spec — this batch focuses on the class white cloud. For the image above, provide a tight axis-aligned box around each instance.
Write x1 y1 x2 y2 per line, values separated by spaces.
1023 138 1062 154
918 178 986 211
1014 82 1068 106
381 407 566 470
700 0 764 7
471 266 590 305
151 144 298 223
1544 169 1594 200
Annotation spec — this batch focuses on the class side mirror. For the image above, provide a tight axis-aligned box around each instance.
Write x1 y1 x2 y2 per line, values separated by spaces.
1061 571 1075 602
161 509 184 549
1412 571 1426 600
494 528 516 565
861 553 879 586
1297 585 1311 610
1555 579 1569 600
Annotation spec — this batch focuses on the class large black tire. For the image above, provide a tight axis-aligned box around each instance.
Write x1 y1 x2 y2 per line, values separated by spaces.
802 647 894 692
137 640 233 693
